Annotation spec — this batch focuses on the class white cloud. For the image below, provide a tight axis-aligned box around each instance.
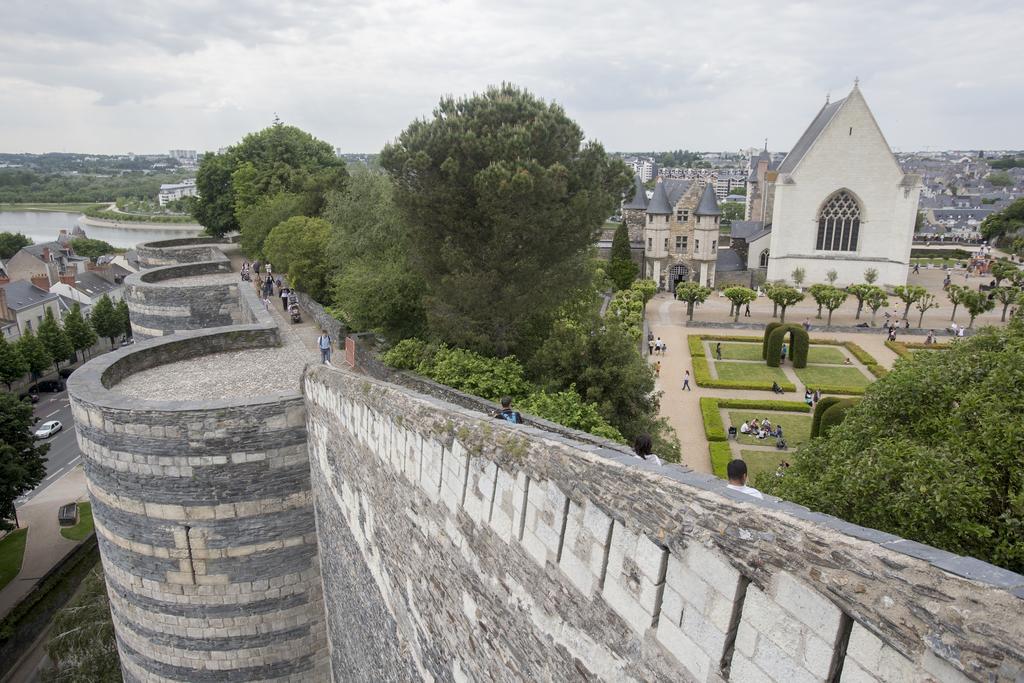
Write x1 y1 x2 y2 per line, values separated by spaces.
0 0 1021 154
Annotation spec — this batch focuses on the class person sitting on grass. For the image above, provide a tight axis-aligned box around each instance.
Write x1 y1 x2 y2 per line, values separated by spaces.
739 421 751 434
771 381 785 394
774 425 784 439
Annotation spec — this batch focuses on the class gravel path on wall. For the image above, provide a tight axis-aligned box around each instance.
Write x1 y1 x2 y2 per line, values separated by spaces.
115 313 318 400
159 272 240 286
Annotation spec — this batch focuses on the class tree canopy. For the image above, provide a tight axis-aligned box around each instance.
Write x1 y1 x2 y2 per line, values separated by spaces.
90 295 122 344
263 217 332 301
980 197 1024 244
69 237 118 261
0 391 49 530
608 223 637 291
762 321 1024 572
0 334 28 389
15 328 51 379
193 122 348 237
0 231 32 260
63 302 97 360
37 308 73 371
380 84 632 357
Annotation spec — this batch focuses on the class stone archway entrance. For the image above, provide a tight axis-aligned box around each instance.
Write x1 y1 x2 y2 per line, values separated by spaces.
669 263 690 293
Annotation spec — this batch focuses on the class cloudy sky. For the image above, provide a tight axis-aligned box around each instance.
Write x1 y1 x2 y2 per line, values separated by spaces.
2 0 1021 155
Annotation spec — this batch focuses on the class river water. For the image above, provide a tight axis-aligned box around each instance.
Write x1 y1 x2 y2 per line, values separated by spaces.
0 211 203 250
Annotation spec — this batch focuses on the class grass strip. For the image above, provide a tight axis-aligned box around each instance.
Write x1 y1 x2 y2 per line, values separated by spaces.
60 503 94 542
0 528 28 591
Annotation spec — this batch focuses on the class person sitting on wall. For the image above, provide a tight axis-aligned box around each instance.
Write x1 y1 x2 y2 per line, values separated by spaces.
632 433 663 466
771 381 785 394
726 459 763 499
493 396 524 424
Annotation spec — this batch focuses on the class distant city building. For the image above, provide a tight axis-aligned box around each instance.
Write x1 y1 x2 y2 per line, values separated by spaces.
169 149 198 164
625 157 658 182
158 178 199 206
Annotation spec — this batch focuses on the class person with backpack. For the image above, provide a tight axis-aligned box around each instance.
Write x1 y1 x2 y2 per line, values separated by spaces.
317 330 332 364
494 396 524 424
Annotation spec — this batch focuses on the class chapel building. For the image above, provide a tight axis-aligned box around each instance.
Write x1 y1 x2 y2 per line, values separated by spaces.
741 83 922 287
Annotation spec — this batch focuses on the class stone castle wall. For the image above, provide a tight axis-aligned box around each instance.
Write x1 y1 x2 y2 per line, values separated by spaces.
303 364 1024 683
135 237 228 269
69 238 327 682
124 260 257 339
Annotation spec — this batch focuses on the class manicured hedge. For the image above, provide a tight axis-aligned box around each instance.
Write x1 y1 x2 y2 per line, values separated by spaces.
810 384 867 396
818 398 860 436
709 441 733 479
811 397 842 437
701 397 812 443
811 338 888 378
689 335 796 391
697 334 767 343
886 339 950 359
885 339 911 358
765 324 809 368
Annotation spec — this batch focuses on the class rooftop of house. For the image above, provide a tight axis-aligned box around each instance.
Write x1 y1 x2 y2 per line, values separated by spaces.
715 248 745 272
64 270 123 298
695 184 721 216
0 280 58 311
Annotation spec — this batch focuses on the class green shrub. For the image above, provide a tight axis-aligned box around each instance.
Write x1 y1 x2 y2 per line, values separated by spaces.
687 335 705 356
764 323 809 368
698 334 767 343
867 364 888 378
762 322 783 359
811 397 843 437
381 338 430 370
812 384 866 396
709 441 733 479
427 348 531 402
700 398 727 441
818 398 860 436
717 398 811 412
520 387 625 444
885 339 911 358
843 342 874 364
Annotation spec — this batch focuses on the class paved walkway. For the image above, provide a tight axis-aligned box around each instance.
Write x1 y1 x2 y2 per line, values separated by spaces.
0 468 86 619
647 295 904 474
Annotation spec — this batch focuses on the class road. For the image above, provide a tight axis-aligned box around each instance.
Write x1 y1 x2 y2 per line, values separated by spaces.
16 388 84 507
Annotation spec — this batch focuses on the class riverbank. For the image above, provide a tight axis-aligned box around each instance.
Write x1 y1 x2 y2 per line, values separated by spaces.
78 214 203 233
0 203 105 213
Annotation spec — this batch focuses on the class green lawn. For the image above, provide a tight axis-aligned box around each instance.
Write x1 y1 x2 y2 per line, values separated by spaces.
0 202 106 213
715 342 764 361
795 365 872 389
728 410 813 448
0 527 29 590
60 502 94 542
714 361 789 385
806 346 848 364
740 449 794 479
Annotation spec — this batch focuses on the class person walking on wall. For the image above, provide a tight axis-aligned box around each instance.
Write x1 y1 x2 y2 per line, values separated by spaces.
317 330 332 364
682 370 691 391
493 396 524 424
281 287 290 311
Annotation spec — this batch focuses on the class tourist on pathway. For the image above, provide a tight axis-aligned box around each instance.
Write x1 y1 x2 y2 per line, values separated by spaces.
726 459 763 499
744 302 751 317
802 319 811 332
715 342 722 360
317 330 332 364
493 396 524 424
280 287 290 311
682 370 691 391
648 337 655 356
632 434 663 466
913 263 920 274
654 361 661 377
780 342 788 365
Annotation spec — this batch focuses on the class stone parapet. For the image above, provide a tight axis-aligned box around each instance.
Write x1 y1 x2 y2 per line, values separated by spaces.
303 364 1023 682
136 237 229 269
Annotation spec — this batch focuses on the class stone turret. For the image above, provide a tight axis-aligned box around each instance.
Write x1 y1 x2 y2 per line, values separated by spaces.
644 180 672 287
693 183 721 287
621 175 649 242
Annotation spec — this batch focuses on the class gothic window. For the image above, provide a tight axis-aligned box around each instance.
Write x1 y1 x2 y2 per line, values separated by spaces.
664 238 669 250
675 235 688 251
647 237 652 249
759 248 770 267
816 191 861 251
681 210 689 223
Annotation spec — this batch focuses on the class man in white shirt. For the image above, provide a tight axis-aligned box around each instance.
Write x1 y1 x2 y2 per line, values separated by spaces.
726 459 763 499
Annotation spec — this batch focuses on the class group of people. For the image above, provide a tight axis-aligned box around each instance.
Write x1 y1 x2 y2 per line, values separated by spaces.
803 388 822 405
648 334 668 356
738 417 784 442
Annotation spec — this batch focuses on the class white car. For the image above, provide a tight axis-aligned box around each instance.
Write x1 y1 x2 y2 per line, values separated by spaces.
35 420 63 439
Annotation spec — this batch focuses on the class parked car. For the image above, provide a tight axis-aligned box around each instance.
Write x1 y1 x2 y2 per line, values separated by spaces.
34 420 63 439
19 390 40 404
31 380 65 393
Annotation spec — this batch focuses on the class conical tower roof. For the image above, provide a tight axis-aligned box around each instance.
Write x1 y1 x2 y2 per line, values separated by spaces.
623 175 649 210
695 183 721 216
646 180 672 215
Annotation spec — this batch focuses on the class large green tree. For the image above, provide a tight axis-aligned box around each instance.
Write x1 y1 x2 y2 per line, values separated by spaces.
723 286 756 322
819 287 848 326
0 231 32 260
380 84 632 357
89 295 121 346
36 308 74 372
766 285 805 323
192 121 348 237
0 335 28 389
69 237 118 261
675 281 712 321
115 299 132 339
846 283 881 320
325 170 426 341
608 223 637 291
15 328 52 380
63 303 97 361
980 197 1024 244
263 216 332 301
893 285 927 321
0 391 49 529
762 321 1024 572
238 192 318 259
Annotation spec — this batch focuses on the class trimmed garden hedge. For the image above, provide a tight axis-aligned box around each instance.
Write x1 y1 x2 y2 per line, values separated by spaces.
701 397 812 443
811 396 843 438
885 339 950 359
765 324 809 368
709 441 733 479
818 398 860 436
689 336 797 391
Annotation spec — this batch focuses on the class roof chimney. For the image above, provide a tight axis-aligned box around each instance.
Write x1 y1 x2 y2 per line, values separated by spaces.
42 247 51 262
31 274 50 291
0 286 10 321
60 273 76 286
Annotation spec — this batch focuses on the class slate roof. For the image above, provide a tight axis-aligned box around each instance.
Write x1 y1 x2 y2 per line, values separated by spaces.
0 280 57 311
777 97 847 174
623 176 649 210
66 271 122 298
695 183 721 216
716 249 745 272
646 181 673 215
21 241 68 260
663 179 692 206
729 221 765 240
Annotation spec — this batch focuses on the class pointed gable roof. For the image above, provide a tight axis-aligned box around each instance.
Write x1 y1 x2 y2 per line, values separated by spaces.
623 175 649 210
695 183 721 216
646 180 672 215
777 97 847 174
